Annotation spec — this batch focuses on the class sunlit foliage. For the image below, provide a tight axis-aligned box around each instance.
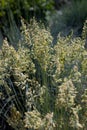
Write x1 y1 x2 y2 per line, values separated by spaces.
0 19 87 130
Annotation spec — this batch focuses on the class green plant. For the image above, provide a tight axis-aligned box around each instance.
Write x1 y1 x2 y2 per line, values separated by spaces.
0 0 54 20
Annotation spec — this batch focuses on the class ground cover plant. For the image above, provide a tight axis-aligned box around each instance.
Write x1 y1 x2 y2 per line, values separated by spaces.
0 19 87 130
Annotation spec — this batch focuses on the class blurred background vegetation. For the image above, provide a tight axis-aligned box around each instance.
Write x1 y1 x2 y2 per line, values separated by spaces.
48 0 87 43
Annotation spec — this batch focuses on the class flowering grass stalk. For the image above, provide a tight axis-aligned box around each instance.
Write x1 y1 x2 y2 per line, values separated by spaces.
0 19 87 130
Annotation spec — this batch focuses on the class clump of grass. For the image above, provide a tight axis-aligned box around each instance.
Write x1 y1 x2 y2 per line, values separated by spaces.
0 18 87 130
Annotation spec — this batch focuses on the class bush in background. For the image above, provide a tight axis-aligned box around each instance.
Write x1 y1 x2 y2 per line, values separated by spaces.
47 0 87 43
0 0 54 22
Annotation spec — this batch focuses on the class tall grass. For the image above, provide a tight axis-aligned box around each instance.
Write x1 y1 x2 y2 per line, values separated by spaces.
0 19 87 130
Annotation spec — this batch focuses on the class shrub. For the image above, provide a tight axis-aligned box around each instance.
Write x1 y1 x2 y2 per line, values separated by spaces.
0 19 87 130
0 0 54 20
